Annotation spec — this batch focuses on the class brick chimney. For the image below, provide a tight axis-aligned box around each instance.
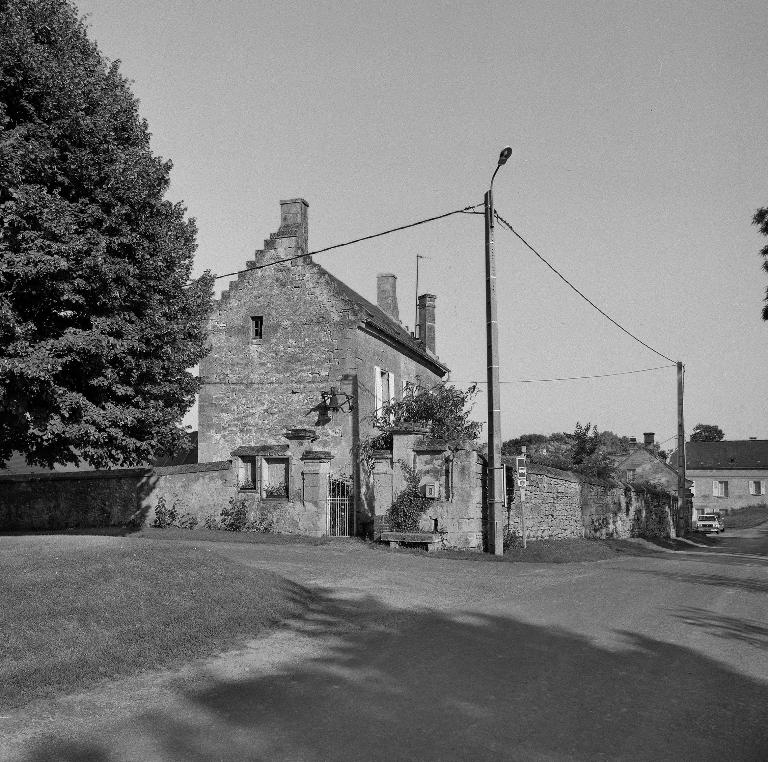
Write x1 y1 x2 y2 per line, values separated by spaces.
417 293 436 354
643 432 655 447
376 273 399 321
277 198 309 265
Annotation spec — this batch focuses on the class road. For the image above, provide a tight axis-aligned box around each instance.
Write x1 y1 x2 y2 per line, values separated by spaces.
5 527 768 761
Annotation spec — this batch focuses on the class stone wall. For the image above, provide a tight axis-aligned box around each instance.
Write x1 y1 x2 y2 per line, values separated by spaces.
197 199 446 536
504 462 677 542
371 432 485 550
0 461 330 535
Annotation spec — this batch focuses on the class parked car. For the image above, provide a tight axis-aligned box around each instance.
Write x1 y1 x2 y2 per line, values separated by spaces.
695 513 725 533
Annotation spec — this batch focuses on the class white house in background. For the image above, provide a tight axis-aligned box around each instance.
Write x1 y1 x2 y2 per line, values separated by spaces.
669 439 768 516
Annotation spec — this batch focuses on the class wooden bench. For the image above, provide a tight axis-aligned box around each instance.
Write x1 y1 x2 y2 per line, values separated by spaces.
381 531 441 552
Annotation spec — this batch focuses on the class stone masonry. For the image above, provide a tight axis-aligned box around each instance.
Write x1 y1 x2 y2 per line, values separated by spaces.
198 199 449 536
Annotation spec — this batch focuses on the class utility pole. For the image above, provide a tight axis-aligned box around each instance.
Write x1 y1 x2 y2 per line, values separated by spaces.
676 361 687 534
485 146 512 556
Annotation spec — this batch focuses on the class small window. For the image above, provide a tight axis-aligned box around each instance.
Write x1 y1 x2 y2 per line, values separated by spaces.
749 480 765 496
239 457 260 491
625 469 636 482
713 480 729 498
262 457 289 498
251 316 263 340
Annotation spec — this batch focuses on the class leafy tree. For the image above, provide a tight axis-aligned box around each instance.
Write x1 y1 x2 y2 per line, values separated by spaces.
753 205 768 319
357 383 481 473
502 423 630 480
0 0 213 468
690 423 725 442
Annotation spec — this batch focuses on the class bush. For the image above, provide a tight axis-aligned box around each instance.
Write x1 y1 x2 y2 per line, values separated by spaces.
387 463 430 532
220 496 249 532
202 513 220 530
152 497 178 529
177 512 198 530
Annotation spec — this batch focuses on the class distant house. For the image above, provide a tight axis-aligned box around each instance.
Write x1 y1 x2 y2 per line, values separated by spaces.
611 433 683 492
669 439 768 515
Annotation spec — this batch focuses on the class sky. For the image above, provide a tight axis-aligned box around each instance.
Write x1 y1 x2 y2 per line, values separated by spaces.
78 0 768 447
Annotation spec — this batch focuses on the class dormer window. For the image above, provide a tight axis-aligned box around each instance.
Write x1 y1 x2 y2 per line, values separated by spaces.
251 316 263 340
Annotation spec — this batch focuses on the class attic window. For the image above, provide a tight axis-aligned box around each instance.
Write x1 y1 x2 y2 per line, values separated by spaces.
251 316 263 340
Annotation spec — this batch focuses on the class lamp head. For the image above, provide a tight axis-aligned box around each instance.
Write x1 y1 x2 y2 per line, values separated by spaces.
498 146 512 166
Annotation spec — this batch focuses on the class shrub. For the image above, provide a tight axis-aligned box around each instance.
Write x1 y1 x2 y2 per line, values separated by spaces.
152 497 178 528
245 509 276 534
386 462 430 532
177 512 198 530
202 512 220 530
220 496 249 532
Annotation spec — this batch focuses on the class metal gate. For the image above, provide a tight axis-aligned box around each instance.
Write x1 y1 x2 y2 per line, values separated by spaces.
327 476 352 537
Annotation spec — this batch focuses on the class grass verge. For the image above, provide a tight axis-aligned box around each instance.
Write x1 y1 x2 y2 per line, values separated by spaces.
0 537 310 708
723 503 768 530
382 537 660 563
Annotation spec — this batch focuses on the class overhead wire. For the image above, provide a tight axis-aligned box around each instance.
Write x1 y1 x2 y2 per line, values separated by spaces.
452 364 675 385
211 203 483 282
494 210 676 364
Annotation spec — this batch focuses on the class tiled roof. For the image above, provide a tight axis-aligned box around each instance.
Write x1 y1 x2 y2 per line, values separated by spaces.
319 267 449 375
675 440 768 470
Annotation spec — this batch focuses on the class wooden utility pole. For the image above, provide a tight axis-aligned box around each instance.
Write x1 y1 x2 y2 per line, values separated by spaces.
676 361 687 533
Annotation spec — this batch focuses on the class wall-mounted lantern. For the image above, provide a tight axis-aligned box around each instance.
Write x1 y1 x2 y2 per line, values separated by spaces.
322 387 354 412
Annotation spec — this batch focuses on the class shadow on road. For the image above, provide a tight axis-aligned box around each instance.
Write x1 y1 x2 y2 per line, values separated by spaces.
625 566 768 595
673 607 768 650
23 590 768 761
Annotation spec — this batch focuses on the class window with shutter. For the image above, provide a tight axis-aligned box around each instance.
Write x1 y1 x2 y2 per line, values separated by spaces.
374 366 383 414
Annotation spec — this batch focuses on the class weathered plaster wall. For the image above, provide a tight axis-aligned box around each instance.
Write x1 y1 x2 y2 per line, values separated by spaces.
0 461 332 534
372 434 485 550
689 469 768 514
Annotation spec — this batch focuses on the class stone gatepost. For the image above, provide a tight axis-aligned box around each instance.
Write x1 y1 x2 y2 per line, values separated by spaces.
391 424 431 497
300 450 333 532
372 450 394 540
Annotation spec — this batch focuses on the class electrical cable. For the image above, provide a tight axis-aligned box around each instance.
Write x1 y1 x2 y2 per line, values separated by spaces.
494 211 676 364
453 364 675 385
211 203 483 281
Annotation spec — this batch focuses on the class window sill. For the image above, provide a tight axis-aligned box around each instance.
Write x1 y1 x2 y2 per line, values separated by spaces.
250 339 264 345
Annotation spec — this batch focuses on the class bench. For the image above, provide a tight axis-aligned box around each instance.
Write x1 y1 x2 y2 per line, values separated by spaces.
380 531 441 552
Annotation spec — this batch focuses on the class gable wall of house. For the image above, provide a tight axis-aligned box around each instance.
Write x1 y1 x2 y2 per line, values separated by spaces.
617 448 678 491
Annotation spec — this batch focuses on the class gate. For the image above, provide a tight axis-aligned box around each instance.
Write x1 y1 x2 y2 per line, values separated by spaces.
327 476 352 537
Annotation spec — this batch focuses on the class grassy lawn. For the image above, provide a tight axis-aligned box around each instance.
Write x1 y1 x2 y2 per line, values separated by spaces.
723 503 768 530
0 537 310 709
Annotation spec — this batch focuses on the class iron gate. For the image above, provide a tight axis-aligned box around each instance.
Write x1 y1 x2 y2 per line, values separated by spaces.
327 476 352 537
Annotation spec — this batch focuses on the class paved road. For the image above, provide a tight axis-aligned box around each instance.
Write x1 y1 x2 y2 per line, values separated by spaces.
5 529 768 761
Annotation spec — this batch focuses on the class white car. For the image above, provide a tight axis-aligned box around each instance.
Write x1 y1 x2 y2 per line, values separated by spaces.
695 514 724 533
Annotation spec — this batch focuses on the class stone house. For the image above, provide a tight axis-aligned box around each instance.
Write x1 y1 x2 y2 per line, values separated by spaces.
669 439 768 516
611 433 684 492
197 199 449 537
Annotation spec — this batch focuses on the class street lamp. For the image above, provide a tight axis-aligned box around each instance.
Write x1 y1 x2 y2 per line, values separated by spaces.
485 146 511 556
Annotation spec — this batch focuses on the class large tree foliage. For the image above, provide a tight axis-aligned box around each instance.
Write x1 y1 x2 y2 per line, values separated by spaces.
753 205 768 320
689 423 725 442
0 0 213 468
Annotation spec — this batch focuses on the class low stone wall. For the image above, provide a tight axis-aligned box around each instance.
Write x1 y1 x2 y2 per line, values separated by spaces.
0 460 332 535
504 462 677 542
0 462 233 531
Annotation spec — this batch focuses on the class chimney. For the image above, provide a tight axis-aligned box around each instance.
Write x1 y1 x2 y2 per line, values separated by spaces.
376 273 399 321
417 293 436 354
277 198 309 265
643 432 655 447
